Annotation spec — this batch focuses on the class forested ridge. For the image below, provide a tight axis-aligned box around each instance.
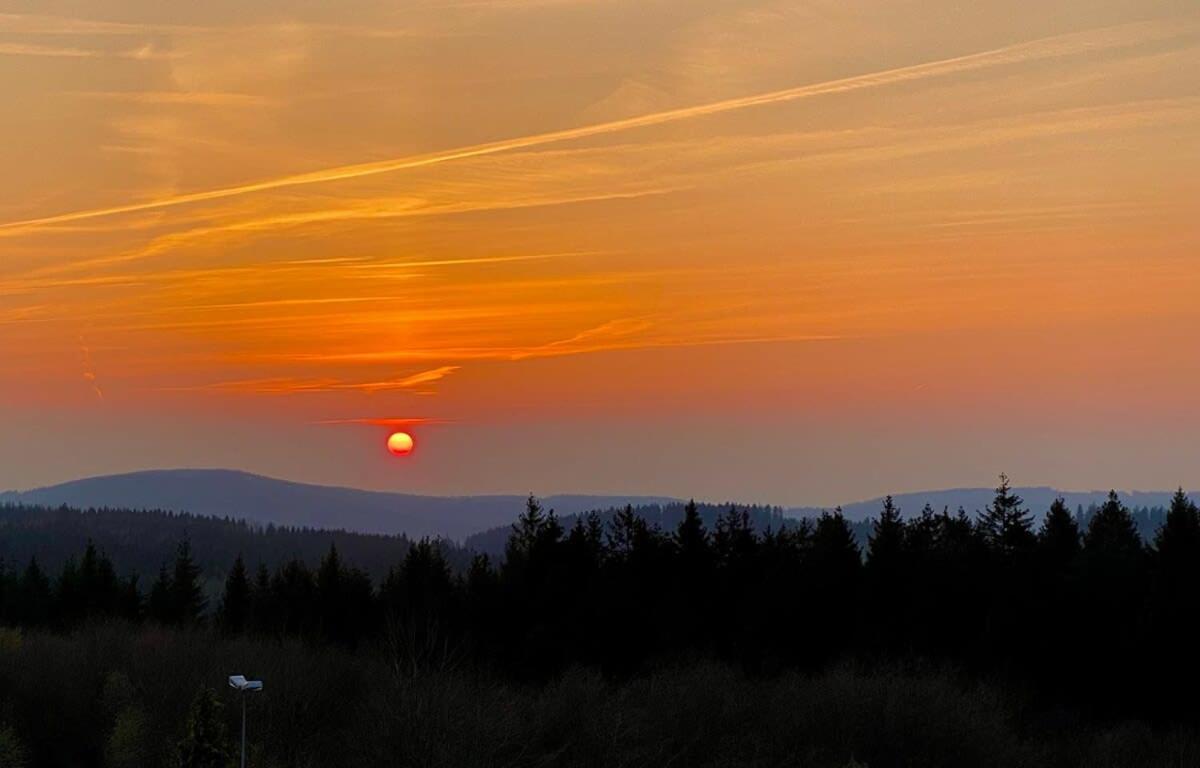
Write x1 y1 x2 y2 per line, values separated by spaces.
3 476 1200 766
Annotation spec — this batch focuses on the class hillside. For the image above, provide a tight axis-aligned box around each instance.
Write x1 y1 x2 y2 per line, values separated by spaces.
0 469 678 541
0 502 469 587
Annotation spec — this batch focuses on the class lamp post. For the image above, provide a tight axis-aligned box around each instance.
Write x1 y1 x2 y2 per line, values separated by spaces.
228 675 264 768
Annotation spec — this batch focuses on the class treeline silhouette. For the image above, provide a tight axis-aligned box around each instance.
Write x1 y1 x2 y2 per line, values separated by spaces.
464 498 1174 558
5 477 1200 721
0 502 472 585
7 477 1200 765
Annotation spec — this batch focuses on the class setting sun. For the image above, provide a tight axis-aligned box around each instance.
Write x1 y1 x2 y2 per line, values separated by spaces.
386 432 415 457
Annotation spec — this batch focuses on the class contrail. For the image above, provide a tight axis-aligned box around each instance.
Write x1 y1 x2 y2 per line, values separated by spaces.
0 21 1169 234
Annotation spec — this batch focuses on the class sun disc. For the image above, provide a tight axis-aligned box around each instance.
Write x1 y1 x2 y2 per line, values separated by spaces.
386 431 414 456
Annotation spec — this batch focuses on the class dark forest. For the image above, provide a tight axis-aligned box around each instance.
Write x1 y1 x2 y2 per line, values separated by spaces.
2 477 1200 766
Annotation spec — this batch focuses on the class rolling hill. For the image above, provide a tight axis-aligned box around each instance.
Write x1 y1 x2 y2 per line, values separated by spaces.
0 469 678 542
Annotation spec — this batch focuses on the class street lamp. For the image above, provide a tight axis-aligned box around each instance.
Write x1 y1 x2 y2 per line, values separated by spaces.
228 675 264 768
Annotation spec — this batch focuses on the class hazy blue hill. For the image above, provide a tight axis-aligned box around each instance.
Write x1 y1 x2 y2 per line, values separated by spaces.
0 469 678 541
3 470 1188 545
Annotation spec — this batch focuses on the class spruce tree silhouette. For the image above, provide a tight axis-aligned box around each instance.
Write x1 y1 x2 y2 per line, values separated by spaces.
502 496 567 677
979 474 1036 557
1038 498 1081 571
867 496 905 570
381 539 455 671
1151 489 1200 714
1032 499 1082 689
1154 488 1200 586
1084 491 1143 564
249 562 272 633
272 558 316 637
170 541 206 625
147 564 173 625
316 543 344 643
807 509 861 666
1079 490 1145 712
866 496 907 654
674 500 709 567
672 500 714 657
218 554 250 634
17 557 51 627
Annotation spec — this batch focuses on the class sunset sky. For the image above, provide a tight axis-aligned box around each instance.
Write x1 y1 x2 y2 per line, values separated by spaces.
1 0 1198 506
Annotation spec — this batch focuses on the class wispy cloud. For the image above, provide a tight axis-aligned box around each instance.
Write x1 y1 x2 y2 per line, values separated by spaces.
0 12 198 36
314 416 449 427
161 365 461 394
0 19 1176 234
0 41 177 59
78 335 104 400
69 90 269 106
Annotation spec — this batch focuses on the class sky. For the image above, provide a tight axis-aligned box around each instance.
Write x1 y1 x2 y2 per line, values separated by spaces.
1 0 1198 506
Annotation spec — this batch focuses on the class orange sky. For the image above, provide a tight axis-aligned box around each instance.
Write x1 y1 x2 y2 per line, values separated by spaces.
1 0 1198 504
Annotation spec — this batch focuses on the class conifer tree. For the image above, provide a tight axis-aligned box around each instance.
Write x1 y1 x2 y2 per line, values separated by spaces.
607 504 648 560
713 506 755 565
674 500 709 564
866 496 905 573
18 557 51 627
508 495 548 560
250 562 271 631
218 554 250 634
1084 491 1142 562
979 474 1035 557
316 543 344 637
147 565 173 624
1154 488 1200 585
170 540 206 625
1038 498 1081 570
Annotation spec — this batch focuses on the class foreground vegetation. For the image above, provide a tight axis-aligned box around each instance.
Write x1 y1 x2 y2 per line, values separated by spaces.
4 476 1200 765
1 625 1199 768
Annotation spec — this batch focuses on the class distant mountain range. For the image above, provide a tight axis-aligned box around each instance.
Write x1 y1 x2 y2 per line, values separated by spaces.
2 469 1191 541
0 469 676 541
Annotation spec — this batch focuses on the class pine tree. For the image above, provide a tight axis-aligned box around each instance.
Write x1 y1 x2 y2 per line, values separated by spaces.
316 543 344 637
250 563 271 632
508 495 548 559
147 564 173 624
607 504 648 560
674 500 709 563
1038 498 1081 570
17 557 51 627
95 550 119 618
810 509 862 576
979 474 1035 557
1154 488 1200 585
1084 491 1142 562
806 509 862 660
56 556 82 626
170 541 206 625
713 506 755 565
866 496 905 572
218 554 250 634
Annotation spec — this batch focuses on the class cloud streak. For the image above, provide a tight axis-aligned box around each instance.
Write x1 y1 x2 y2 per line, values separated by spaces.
0 19 1174 234
314 417 449 427
161 365 460 394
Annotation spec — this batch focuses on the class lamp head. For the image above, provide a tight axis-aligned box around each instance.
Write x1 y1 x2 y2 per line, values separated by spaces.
228 675 264 691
